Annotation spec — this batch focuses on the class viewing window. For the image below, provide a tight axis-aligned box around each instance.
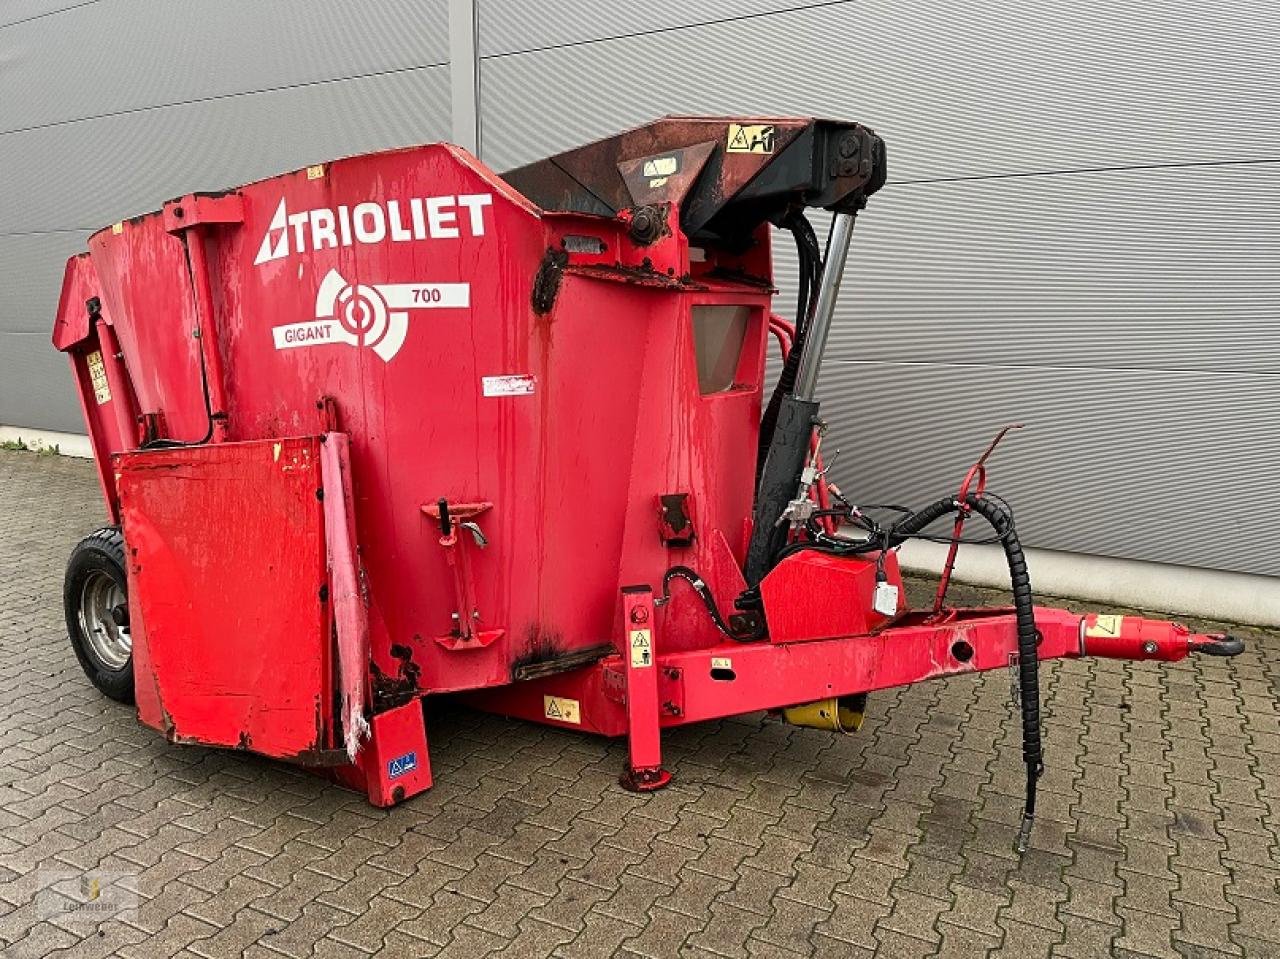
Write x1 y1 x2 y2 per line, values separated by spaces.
692 305 749 395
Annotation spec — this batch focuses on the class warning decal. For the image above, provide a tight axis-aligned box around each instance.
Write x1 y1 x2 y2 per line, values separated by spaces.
86 350 111 405
726 123 776 154
1085 615 1125 638
630 628 653 668
543 695 581 724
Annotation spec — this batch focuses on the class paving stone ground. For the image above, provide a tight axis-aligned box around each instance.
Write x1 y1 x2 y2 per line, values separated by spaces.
1 447 1277 958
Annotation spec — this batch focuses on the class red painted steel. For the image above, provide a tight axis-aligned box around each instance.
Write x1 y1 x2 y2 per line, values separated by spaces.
51 117 1240 807
618 586 670 791
118 436 331 758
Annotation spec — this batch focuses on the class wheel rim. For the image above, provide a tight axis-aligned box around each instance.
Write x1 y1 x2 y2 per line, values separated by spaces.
79 570 130 671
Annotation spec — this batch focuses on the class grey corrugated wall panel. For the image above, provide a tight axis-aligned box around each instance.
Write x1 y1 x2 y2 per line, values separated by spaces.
0 0 448 134
0 336 84 434
477 0 799 56
770 166 1280 374
477 0 1280 177
0 0 451 433
814 361 1280 576
0 227 91 432
479 1 1280 578
0 230 89 335
0 65 451 235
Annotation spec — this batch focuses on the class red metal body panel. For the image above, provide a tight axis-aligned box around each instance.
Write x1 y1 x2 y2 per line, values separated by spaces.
60 143 773 705
759 550 905 643
51 119 1240 808
118 437 331 758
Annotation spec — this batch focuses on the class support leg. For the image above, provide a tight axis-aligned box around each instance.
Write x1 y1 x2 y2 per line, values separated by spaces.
332 700 433 807
619 585 671 791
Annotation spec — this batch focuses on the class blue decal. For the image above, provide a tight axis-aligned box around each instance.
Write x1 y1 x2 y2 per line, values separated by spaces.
387 751 417 779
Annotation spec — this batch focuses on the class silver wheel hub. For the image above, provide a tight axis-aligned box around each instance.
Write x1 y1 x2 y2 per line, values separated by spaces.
79 571 130 671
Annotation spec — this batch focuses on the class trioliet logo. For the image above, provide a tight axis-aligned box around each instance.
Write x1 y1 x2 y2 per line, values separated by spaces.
254 193 493 265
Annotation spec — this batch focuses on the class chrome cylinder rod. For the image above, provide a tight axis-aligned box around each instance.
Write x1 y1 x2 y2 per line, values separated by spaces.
793 211 858 402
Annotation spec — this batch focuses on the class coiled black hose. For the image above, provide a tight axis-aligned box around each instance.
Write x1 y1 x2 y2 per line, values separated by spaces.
791 492 1045 852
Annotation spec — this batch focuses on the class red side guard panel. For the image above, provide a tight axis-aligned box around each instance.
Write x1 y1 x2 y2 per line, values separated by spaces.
759 550 906 643
118 436 331 758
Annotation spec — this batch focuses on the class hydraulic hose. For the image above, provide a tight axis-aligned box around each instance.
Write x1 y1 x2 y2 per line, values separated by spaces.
959 496 1043 853
657 566 755 642
851 493 1045 852
756 214 821 484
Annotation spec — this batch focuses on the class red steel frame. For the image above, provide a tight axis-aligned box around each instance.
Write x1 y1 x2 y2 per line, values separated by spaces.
50 117 1239 807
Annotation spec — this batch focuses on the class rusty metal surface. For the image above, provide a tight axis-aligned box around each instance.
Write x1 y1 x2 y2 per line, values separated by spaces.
502 116 885 245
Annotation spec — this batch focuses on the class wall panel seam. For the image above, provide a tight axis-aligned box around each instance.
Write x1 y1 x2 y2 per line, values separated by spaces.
0 0 101 31
0 61 449 140
825 358 1280 378
479 0 853 59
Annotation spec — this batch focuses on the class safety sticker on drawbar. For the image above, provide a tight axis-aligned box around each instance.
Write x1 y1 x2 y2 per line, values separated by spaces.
543 695 581 724
630 628 653 668
387 751 417 779
482 374 536 397
726 123 776 154
272 269 469 362
86 350 111 405
1085 614 1125 638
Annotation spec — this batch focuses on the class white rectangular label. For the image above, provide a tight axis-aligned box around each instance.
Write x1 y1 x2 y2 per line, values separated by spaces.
374 283 470 309
86 350 111 405
273 320 342 350
482 374 535 397
630 628 652 668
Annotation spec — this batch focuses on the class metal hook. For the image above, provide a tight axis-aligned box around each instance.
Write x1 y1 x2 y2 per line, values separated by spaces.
459 521 488 548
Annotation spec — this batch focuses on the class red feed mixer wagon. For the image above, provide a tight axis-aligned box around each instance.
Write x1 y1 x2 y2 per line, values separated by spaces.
52 117 1241 850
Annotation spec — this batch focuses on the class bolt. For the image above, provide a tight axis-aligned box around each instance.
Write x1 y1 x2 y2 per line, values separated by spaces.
1143 641 1159 655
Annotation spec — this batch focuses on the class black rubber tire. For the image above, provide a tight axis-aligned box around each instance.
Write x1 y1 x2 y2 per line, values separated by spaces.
64 527 134 704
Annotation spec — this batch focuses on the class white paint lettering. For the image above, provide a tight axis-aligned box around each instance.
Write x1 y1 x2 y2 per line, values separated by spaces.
457 194 493 236
254 192 495 265
310 208 338 250
353 202 386 243
410 197 427 240
287 211 310 250
387 200 412 242
426 196 458 238
337 205 352 246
